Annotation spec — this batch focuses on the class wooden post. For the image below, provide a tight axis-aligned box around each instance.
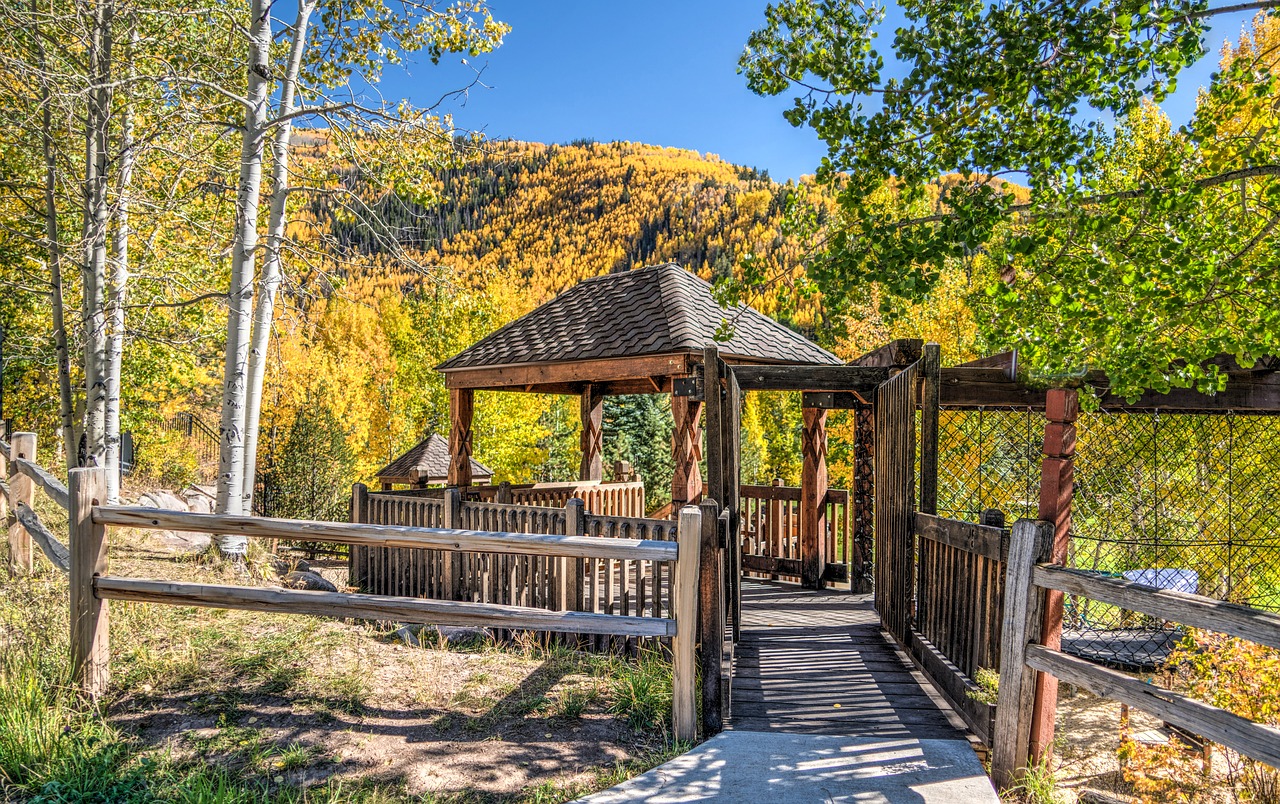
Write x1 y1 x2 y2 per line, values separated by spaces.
579 383 604 482
7 431 36 575
919 343 940 515
697 497 723 736
497 481 513 504
1029 388 1078 761
800 407 828 589
672 504 701 742
447 388 474 487
443 486 464 600
702 348 723 507
851 403 875 593
348 483 369 589
562 498 585 612
992 518 1054 790
69 466 109 699
670 388 703 511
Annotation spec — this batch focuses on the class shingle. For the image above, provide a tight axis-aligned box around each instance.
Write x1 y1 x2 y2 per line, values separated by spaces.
436 263 840 371
376 433 493 482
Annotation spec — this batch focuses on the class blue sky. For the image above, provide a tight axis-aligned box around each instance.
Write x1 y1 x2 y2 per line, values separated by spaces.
379 2 1264 181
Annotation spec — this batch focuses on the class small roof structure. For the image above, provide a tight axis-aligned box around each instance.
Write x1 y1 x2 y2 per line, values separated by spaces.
437 262 840 395
376 433 493 487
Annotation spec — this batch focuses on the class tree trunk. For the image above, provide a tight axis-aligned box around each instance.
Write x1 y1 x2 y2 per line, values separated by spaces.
241 0 315 514
35 0 77 469
215 0 273 550
81 0 114 473
104 21 137 504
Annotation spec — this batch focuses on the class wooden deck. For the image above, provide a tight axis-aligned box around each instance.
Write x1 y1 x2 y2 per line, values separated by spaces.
730 580 967 738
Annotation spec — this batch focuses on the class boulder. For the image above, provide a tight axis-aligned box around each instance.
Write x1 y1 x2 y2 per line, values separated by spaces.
282 570 338 593
151 530 212 554
182 487 215 514
394 624 490 648
139 490 188 511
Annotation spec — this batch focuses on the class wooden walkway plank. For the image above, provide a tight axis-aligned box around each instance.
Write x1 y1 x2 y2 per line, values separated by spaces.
729 581 969 741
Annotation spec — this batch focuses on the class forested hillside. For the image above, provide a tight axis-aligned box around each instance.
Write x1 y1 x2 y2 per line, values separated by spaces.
278 138 987 511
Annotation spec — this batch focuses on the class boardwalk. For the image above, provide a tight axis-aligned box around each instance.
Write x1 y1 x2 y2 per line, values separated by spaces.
730 581 965 738
581 581 999 802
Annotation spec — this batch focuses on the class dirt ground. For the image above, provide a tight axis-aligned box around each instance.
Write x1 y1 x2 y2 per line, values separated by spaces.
20 497 681 802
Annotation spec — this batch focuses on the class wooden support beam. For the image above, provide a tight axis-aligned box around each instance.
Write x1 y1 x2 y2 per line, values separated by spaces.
70 467 109 699
442 353 694 390
800 406 828 589
579 383 604 482
7 432 35 575
1030 389 1078 763
698 497 723 737
850 403 875 593
919 343 940 515
732 365 891 393
671 384 703 510
349 483 369 590
448 388 474 487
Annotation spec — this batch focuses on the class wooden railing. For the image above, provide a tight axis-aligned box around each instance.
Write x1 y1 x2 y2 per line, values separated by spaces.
352 487 680 651
738 480 850 585
64 466 705 740
992 518 1280 789
2 431 72 575
463 480 645 518
909 510 1007 744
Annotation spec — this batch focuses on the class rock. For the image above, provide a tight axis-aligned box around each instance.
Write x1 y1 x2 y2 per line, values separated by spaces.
394 624 490 647
182 487 215 514
282 570 338 592
139 490 188 511
272 557 312 574
151 530 211 555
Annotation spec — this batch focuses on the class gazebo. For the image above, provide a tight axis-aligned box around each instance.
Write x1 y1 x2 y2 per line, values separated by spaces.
435 262 841 509
375 433 493 490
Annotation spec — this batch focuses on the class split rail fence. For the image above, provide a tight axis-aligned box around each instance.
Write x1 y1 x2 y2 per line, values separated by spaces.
992 518 1280 788
59 465 707 740
2 431 72 575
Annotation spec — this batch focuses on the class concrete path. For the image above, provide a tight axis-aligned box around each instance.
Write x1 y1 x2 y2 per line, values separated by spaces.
577 731 1000 803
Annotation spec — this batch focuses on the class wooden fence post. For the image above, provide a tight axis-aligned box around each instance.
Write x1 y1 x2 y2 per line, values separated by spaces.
1030 388 1078 761
991 518 1054 790
348 483 368 589
562 498 585 612
672 504 702 742
698 497 723 736
69 466 109 699
7 431 36 575
443 487 464 600
919 343 940 515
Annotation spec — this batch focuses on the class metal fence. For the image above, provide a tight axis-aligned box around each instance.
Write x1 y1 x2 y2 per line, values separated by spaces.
933 406 1280 669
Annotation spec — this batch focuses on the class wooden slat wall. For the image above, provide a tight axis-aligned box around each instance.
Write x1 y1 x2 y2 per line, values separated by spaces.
738 483 850 584
875 361 919 642
353 492 674 652
914 513 1007 678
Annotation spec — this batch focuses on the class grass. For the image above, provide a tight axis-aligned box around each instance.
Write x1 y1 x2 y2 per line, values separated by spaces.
0 522 689 803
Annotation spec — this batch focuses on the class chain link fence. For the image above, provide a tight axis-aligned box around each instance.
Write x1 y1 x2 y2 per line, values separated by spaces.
934 406 1280 669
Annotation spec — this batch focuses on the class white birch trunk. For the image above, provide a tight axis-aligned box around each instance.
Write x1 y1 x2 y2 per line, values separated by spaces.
34 0 77 469
241 0 316 514
81 0 114 474
215 0 273 550
104 23 137 504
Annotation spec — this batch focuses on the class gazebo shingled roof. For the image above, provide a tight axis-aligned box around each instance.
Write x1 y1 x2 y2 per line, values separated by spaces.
437 263 840 394
436 262 845 501
376 433 492 486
